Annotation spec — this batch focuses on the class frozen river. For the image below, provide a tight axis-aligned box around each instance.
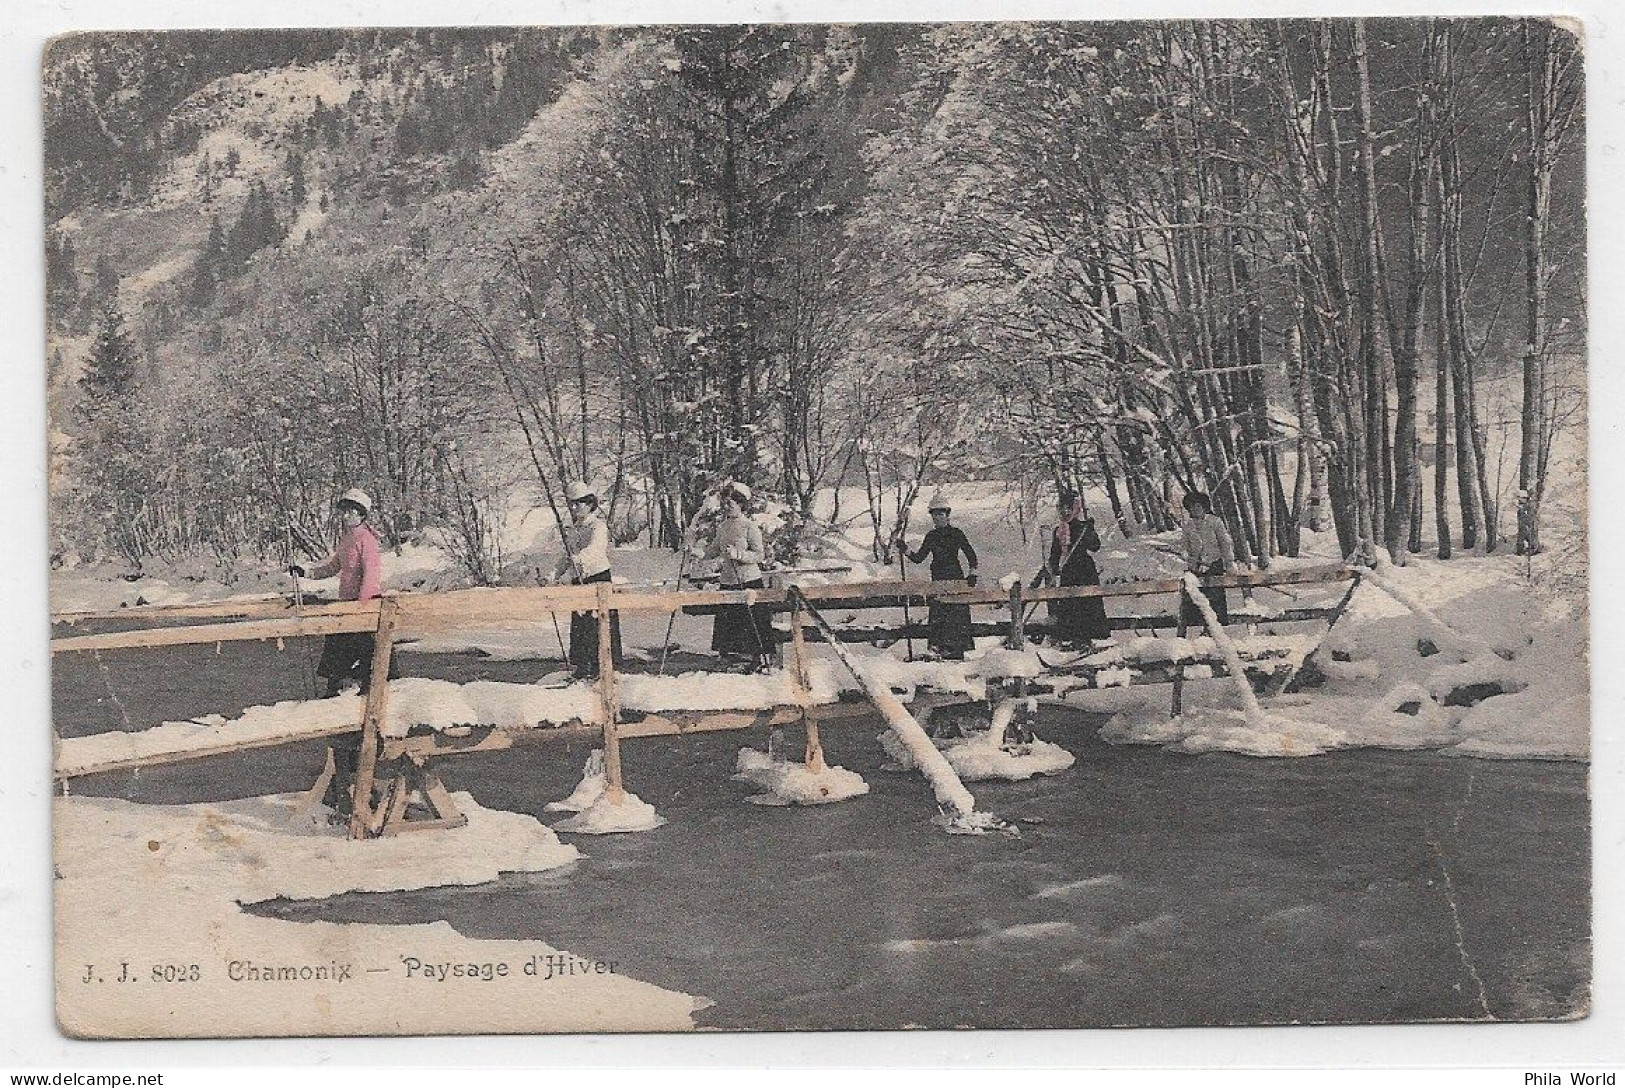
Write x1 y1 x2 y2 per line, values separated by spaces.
56 639 1590 1031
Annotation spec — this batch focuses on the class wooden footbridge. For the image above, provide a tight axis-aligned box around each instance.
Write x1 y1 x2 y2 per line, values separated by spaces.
51 564 1361 839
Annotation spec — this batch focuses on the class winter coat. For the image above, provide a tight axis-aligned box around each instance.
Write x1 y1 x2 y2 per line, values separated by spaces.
556 514 611 583
708 514 766 586
907 526 978 581
1182 513 1236 574
310 524 382 602
1048 517 1102 586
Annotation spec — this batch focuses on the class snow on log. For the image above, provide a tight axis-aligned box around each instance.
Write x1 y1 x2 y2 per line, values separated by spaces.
787 587 979 821
1181 573 1266 728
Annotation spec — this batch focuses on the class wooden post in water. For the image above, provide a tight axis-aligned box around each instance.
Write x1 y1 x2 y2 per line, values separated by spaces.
595 583 625 803
1007 582 1025 650
1171 583 1188 719
350 596 400 840
789 599 822 772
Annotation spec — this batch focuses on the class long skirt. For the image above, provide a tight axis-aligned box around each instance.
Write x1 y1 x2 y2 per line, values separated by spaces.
712 578 777 660
926 600 974 657
1050 594 1111 645
317 630 400 696
1180 584 1230 629
568 569 623 678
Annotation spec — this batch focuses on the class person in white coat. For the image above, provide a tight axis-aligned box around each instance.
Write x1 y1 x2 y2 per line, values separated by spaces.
705 483 777 672
553 481 622 679
1180 490 1236 627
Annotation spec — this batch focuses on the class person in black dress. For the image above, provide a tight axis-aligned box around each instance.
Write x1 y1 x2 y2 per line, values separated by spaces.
898 491 979 659
1031 490 1111 648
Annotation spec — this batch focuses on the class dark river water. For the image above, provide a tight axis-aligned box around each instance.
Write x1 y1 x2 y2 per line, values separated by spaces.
54 637 1590 1031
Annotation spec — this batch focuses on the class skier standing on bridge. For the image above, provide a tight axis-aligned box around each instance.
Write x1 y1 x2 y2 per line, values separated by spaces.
552 480 623 680
289 488 391 697
704 483 777 673
1031 490 1111 649
1180 490 1235 627
287 487 393 823
895 490 979 660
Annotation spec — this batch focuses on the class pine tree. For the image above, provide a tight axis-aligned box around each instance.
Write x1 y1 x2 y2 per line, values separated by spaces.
189 215 226 304
286 148 307 207
82 303 139 404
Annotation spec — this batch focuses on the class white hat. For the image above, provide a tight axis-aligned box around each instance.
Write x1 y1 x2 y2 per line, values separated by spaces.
565 480 597 503
338 488 373 515
725 482 752 504
927 489 950 512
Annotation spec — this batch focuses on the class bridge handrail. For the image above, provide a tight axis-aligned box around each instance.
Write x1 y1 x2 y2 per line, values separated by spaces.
49 564 1357 655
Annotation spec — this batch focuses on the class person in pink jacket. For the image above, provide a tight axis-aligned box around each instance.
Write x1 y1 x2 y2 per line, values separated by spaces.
289 488 389 697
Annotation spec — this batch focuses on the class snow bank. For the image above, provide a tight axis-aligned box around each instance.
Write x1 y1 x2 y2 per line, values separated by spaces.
1101 707 1351 758
1357 682 1459 750
733 747 870 806
1096 555 1587 763
1454 691 1589 761
553 790 666 834
1423 655 1529 702
54 793 699 1036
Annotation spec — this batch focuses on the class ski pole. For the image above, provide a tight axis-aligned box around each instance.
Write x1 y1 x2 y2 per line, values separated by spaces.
549 611 569 666
897 539 916 662
285 525 317 699
659 509 701 676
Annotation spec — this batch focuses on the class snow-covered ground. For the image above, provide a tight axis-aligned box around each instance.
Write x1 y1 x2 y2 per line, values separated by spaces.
54 791 701 1037
1093 551 1587 762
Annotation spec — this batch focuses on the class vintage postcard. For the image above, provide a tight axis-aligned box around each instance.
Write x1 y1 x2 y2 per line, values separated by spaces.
46 18 1588 1038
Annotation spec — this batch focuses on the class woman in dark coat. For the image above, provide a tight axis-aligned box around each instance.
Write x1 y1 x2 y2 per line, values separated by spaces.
1032 491 1111 648
898 491 979 659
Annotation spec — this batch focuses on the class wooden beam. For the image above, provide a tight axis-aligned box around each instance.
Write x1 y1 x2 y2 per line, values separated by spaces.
51 596 382 627
53 718 361 780
51 568 1357 650
50 610 383 654
1171 585 1190 719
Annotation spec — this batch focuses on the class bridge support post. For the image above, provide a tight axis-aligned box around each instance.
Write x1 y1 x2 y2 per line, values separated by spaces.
596 583 626 804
